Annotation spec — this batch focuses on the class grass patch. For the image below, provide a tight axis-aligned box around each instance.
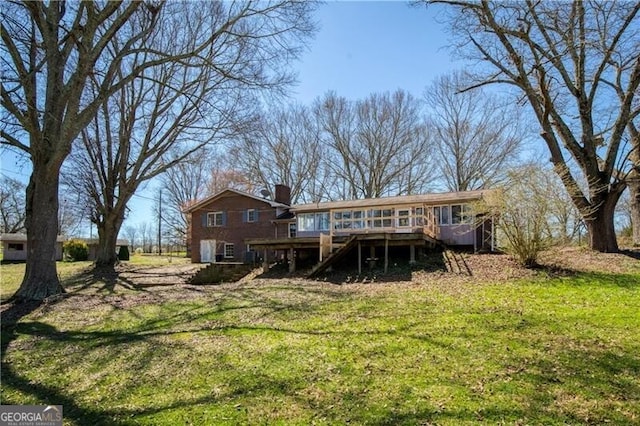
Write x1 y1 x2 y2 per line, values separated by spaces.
1 264 639 425
0 261 94 301
0 255 190 301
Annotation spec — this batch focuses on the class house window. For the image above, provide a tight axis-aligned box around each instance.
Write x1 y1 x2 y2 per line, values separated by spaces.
207 211 224 227
398 209 410 227
369 209 381 228
288 223 297 238
247 209 256 222
315 212 329 231
352 210 364 228
415 207 424 226
452 205 462 224
298 212 330 232
382 209 393 227
333 211 342 230
299 213 315 232
368 209 393 228
435 205 450 225
333 210 356 230
224 243 234 258
452 204 472 224
333 210 367 230
8 243 24 251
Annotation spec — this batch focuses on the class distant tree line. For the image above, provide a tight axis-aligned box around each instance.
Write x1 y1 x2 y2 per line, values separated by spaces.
2 0 638 302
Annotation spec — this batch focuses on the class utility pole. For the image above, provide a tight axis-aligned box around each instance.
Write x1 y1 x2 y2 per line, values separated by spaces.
158 189 162 255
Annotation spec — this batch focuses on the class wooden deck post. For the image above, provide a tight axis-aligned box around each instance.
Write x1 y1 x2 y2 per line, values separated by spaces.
289 248 296 273
262 248 269 273
409 244 416 264
357 241 362 275
384 236 389 274
369 246 376 269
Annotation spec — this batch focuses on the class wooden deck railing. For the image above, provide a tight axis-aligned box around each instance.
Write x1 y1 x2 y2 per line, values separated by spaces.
422 208 438 239
329 207 439 240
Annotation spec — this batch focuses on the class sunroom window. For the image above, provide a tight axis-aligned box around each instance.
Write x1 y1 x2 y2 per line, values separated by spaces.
298 212 330 232
452 204 472 224
398 209 410 227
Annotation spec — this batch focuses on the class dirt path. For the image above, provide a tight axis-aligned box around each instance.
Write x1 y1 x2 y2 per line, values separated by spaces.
117 263 206 287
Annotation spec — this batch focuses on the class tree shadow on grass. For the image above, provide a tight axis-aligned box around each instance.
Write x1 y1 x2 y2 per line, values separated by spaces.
63 266 143 294
531 264 640 288
513 346 640 424
4 269 638 424
3 291 639 424
1 320 235 425
0 287 346 424
0 318 465 424
620 248 640 260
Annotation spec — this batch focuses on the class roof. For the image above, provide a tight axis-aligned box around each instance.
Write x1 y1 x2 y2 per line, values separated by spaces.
292 189 494 213
274 211 295 221
1 233 67 242
184 188 290 213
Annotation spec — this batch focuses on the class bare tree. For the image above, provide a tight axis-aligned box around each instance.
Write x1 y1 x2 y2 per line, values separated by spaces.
122 225 138 253
58 1 315 269
524 163 584 244
137 221 154 254
161 150 213 254
425 71 525 191
315 90 435 200
626 112 640 245
424 0 640 253
64 46 237 267
231 104 326 203
57 193 87 237
490 165 556 266
1 0 316 300
0 175 26 233
206 161 257 195
0 2 176 298
2 2 157 299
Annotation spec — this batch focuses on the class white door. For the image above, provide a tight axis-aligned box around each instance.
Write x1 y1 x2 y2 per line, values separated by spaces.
200 239 216 263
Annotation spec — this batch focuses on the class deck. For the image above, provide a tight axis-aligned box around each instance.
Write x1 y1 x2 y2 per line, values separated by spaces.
247 230 438 250
247 230 439 275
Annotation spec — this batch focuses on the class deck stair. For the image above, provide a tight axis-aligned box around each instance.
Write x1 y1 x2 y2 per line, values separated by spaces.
189 262 254 284
442 248 472 275
308 235 358 278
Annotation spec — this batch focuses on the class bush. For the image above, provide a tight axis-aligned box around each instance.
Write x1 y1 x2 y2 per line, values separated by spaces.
489 166 557 267
118 245 130 261
64 239 89 262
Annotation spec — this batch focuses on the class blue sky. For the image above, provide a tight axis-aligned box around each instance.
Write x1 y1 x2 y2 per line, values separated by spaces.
1 1 460 235
294 1 454 103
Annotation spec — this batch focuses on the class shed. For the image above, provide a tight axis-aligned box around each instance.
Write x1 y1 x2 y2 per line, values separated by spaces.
1 233 65 262
79 238 130 261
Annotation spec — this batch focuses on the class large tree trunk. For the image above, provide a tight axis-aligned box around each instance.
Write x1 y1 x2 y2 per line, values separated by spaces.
14 170 64 301
629 176 640 246
94 210 125 268
583 193 621 253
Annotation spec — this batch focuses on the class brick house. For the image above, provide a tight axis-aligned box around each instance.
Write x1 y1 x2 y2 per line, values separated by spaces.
186 185 292 263
188 185 497 275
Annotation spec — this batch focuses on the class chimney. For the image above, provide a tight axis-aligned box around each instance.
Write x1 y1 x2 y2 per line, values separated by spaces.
274 184 291 205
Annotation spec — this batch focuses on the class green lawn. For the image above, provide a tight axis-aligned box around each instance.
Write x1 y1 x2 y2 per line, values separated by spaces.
0 255 190 301
0 261 94 301
1 256 639 425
